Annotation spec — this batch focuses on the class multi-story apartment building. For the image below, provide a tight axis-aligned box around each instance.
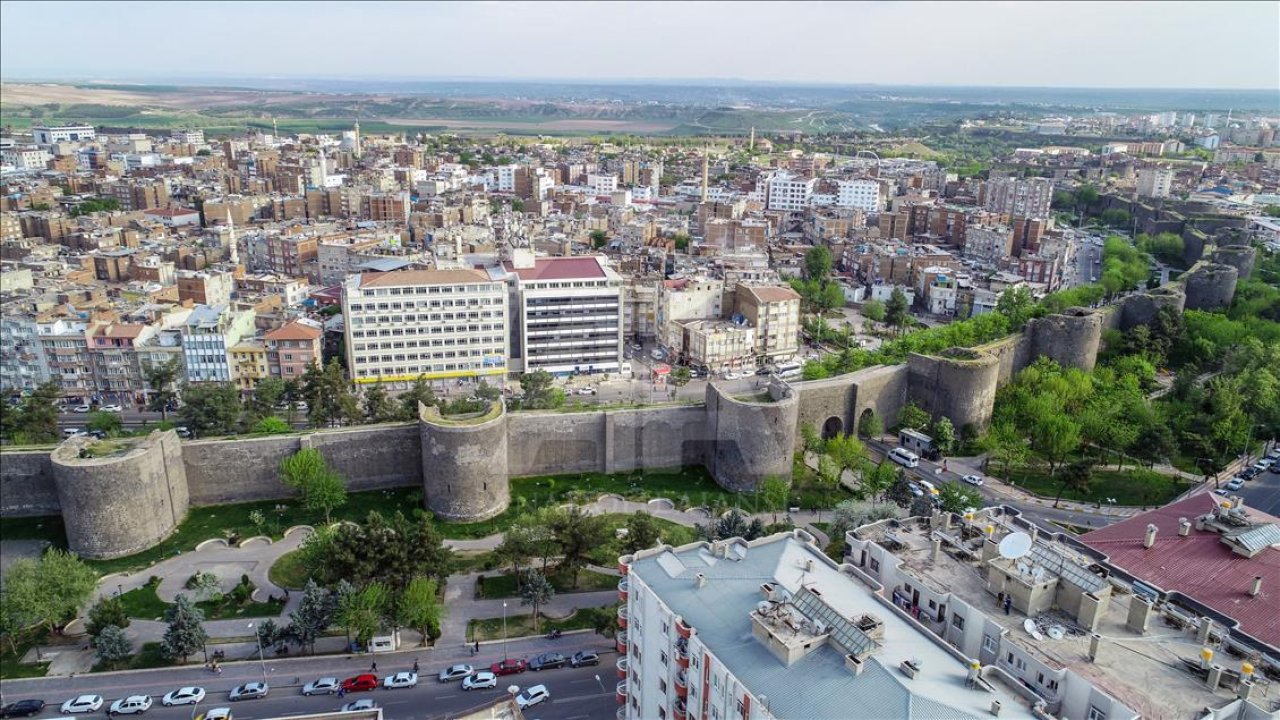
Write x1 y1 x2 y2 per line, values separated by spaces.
32 124 95 145
342 269 509 384
503 253 624 375
765 172 816 212
229 340 268 394
265 233 319 278
618 532 1050 720
703 219 768 253
622 280 658 343
678 319 755 371
105 179 170 211
657 278 726 352
37 318 93 398
983 176 1053 218
1136 167 1173 199
88 323 155 397
963 225 1016 267
734 285 800 360
181 304 256 383
177 270 235 307
265 320 324 380
2 147 52 170
589 173 619 195
835 179 882 212
0 314 47 391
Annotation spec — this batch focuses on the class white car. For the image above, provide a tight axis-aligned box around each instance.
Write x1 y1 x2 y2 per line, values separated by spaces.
1224 478 1245 491
301 677 339 696
100 404 123 412
576 387 597 396
61 695 104 713
196 710 233 720
462 671 498 690
340 699 377 711
383 671 418 689
515 684 551 710
162 687 205 706
438 664 474 682
72 404 92 413
108 695 153 715
961 474 984 486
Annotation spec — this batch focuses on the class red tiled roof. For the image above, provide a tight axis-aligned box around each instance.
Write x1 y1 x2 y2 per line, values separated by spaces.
265 321 323 341
359 268 491 287
502 256 605 281
1080 494 1280 647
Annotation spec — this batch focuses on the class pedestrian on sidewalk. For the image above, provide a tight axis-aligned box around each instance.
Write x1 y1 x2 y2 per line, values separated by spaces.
1003 596 1012 615
413 659 420 674
370 660 377 673
474 640 480 654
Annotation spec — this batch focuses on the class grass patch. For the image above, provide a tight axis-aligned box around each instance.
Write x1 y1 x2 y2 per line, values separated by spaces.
268 550 312 590
0 628 50 680
475 568 619 599
117 578 171 621
733 392 774 403
586 513 699 566
118 576 286 621
998 464 1190 507
0 514 68 549
92 641 173 672
198 596 285 620
466 608 604 643
452 550 502 574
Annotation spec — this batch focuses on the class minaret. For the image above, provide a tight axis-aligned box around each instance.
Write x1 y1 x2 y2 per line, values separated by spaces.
272 117 278 138
318 148 328 183
701 148 709 203
225 210 239 268
352 119 362 159
749 127 755 153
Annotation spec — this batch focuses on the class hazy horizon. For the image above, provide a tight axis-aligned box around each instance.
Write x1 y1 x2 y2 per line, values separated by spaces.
2 1 1277 90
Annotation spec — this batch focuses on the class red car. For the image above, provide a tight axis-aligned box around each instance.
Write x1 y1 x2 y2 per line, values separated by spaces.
490 658 527 676
340 674 379 692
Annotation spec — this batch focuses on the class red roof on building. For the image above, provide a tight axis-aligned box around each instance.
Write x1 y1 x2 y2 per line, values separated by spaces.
265 321 323 342
502 256 606 282
1080 493 1280 648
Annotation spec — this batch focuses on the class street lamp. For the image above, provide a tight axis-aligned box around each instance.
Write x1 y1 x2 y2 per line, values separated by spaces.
502 601 509 661
247 622 267 685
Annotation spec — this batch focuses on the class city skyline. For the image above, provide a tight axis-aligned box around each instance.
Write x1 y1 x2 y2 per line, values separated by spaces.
1 0 1278 90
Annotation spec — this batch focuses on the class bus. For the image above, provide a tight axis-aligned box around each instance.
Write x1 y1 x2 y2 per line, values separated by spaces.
774 360 803 379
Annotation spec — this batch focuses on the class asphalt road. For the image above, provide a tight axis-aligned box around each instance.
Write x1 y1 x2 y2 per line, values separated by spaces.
0 640 618 720
1235 465 1280 516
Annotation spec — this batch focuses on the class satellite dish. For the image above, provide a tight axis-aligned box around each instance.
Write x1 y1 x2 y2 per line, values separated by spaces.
999 532 1033 559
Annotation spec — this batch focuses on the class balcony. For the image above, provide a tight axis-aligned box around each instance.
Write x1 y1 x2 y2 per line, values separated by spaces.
618 578 629 602
676 618 693 639
616 631 628 654
616 656 629 680
675 642 690 669
618 605 629 630
675 669 688 698
618 561 630 576
616 682 628 705
674 700 689 720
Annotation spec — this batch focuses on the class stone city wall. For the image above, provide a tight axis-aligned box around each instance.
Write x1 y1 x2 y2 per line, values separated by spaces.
0 449 59 516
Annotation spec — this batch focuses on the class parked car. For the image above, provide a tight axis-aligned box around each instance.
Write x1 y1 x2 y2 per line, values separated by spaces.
175 426 194 439
462 671 498 690
195 709 233 720
569 650 600 668
576 387 597 396
0 700 46 718
383 672 418 689
162 687 206 706
108 695 153 715
100 404 123 412
340 674 379 692
1224 478 1245 491
515 685 551 710
301 677 340 696
907 482 925 498
72 404 92 413
1252 459 1273 472
340 700 377 712
529 652 566 671
61 695 104 714
438 664 474 682
63 427 86 438
228 682 268 701
961 474 984 486
490 658 527 676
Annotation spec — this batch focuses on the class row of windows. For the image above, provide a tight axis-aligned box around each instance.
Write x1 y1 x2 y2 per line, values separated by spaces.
349 297 501 311
353 349 503 364
354 336 503 351
352 313 499 326
355 362 490 377
352 325 501 339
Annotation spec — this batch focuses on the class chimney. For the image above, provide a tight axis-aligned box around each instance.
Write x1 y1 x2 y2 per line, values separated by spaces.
1178 518 1191 536
931 538 943 564
1143 523 1158 549
990 700 1002 717
1087 633 1102 661
1206 664 1223 691
1197 619 1214 644
1238 680 1254 702
695 573 706 590
1250 576 1262 597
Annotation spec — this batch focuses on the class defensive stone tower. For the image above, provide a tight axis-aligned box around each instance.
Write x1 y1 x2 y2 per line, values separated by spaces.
1209 245 1257 280
906 348 1001 431
1183 263 1239 311
419 402 509 522
705 380 799 492
1030 307 1103 371
1120 285 1186 330
51 430 188 559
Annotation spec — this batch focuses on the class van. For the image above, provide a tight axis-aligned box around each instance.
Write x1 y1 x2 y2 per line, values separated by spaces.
888 447 920 468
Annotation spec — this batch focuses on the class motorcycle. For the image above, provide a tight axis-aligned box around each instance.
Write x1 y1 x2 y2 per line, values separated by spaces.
546 629 563 640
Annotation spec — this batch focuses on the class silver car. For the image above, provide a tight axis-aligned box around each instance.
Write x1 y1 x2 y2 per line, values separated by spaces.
228 682 268 701
438 664 474 682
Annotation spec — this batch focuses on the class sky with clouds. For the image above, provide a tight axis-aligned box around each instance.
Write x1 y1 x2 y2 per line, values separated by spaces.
2 1 1277 89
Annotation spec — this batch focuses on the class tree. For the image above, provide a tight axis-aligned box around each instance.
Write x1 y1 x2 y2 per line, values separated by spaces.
495 523 538 576
988 422 1029 479
244 377 285 426
361 384 396 423
862 299 886 324
622 513 662 553
818 282 846 312
86 411 122 437
672 233 691 251
255 618 282 652
12 381 60 443
161 595 208 664
670 367 691 387
302 360 361 428
589 229 609 249
279 448 347 524
519 570 555 633
1034 414 1081 476
936 482 982 514
829 499 901 541
858 411 883 439
861 461 898 505
178 382 242 437
995 286 1036 331
800 422 822 455
824 434 866 478
94 625 131 669
757 475 791 520
886 474 915 508
897 402 929 431
1075 185 1099 210
250 416 291 434
288 579 334 654
1054 460 1094 507
804 246 833 281
520 369 565 410
1100 208 1131 228
550 507 608 588
86 595 130 638
475 381 501 401
885 288 910 334
338 582 388 648
314 511 453 593
697 509 765 541
396 376 437 421
397 577 444 645
931 416 956 455
0 549 97 637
